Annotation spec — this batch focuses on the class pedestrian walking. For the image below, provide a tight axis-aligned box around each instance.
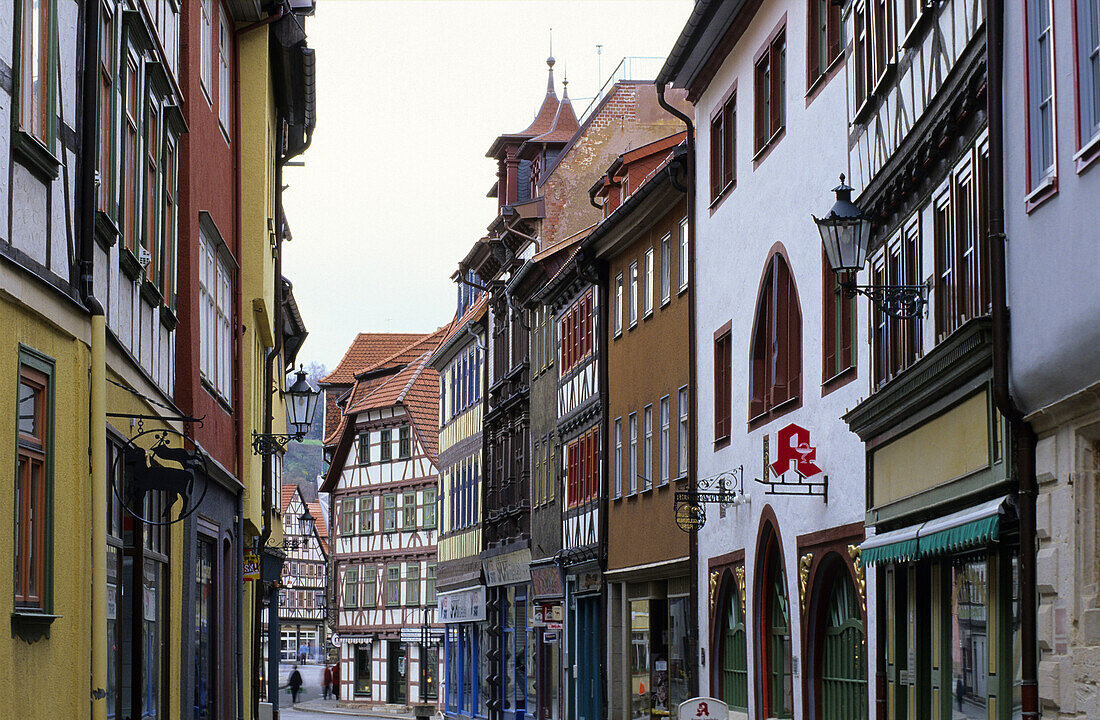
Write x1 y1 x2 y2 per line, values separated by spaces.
288 664 303 704
331 662 340 700
323 665 333 699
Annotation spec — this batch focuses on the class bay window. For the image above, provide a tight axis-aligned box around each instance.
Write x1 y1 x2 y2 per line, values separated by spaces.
199 224 233 401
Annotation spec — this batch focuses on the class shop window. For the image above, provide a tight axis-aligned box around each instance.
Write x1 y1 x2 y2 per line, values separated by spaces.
630 600 652 718
754 26 786 155
721 580 748 711
818 565 867 719
194 538 215 719
759 534 793 718
949 558 988 718
749 253 802 421
355 645 372 697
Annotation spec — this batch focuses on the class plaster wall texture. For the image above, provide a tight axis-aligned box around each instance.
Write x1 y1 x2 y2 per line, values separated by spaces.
1003 1 1100 417
689 1 873 710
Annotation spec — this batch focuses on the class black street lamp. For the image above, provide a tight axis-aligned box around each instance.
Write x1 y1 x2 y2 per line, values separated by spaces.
300 506 316 537
813 174 928 319
252 365 321 456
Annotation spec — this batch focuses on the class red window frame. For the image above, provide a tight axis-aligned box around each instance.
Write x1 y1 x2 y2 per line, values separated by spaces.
566 427 599 507
754 22 786 155
807 0 842 86
714 324 732 443
16 365 48 609
749 253 802 422
821 252 856 387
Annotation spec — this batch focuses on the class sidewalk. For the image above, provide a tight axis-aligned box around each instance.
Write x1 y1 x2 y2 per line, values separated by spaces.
291 698 431 718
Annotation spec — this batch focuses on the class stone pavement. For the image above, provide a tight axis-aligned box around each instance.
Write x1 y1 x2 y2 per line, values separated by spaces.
287 697 430 719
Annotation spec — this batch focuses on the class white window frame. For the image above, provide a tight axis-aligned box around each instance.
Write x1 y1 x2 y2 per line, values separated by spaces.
628 412 638 495
218 8 231 136
614 273 623 336
677 386 688 478
660 233 672 305
643 404 653 491
1077 0 1100 145
629 261 639 327
643 248 654 316
659 396 670 485
1027 0 1057 189
614 418 622 499
678 218 689 291
199 228 232 402
200 0 213 100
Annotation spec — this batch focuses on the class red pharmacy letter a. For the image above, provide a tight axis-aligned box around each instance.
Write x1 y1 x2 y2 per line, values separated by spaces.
696 702 709 717
770 423 823 478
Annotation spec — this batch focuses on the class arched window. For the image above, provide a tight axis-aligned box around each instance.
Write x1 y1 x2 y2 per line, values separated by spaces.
720 576 748 711
758 532 793 719
750 253 802 420
814 561 866 720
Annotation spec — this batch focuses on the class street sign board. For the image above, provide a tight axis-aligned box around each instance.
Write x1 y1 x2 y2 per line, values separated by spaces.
678 697 728 720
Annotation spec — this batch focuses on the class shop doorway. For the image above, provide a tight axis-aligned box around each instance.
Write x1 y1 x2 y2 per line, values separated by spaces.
388 641 407 704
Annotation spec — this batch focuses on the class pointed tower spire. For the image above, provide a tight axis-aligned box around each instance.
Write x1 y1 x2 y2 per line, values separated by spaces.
546 29 557 95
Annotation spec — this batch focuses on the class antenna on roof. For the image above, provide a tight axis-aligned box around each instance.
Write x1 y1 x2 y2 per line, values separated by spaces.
596 44 604 101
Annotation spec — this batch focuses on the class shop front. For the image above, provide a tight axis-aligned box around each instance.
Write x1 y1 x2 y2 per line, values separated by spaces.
531 563 565 720
619 576 691 720
441 586 488 718
484 548 534 720
564 565 602 720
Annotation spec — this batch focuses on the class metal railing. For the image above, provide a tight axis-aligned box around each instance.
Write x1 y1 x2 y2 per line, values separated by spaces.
576 56 667 124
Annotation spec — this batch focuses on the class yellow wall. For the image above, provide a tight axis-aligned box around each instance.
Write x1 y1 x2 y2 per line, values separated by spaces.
0 288 92 719
872 391 991 506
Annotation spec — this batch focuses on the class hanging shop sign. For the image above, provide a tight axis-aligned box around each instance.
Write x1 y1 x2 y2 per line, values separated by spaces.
678 697 728 720
674 467 746 533
531 564 564 598
532 602 563 630
483 549 532 587
752 423 828 502
111 427 210 525
438 587 486 623
244 551 261 581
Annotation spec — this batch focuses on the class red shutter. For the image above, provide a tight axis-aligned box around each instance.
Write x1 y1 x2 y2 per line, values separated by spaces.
770 36 784 136
827 3 841 62
711 115 723 199
808 1 821 81
773 258 790 407
722 100 735 188
822 258 837 379
755 60 768 151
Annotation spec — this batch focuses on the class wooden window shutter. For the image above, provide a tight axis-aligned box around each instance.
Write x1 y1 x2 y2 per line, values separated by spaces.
822 259 837 379
827 2 842 63
770 36 785 136
755 60 768 151
711 115 723 199
840 283 854 372
808 1 821 82
722 99 735 188
750 279 769 418
773 258 790 406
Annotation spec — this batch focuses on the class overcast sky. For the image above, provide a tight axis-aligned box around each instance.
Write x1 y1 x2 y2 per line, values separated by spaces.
281 0 693 370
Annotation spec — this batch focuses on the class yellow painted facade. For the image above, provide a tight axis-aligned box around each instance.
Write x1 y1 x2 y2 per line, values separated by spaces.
0 277 92 719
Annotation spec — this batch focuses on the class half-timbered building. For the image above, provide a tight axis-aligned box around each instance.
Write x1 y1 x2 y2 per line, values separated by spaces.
322 330 446 707
281 484 330 662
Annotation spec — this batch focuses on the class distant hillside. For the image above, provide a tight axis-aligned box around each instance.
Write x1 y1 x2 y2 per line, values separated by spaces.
284 438 323 489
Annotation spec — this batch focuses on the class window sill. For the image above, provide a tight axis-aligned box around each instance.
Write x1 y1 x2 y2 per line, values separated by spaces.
160 305 179 332
678 284 689 297
901 11 933 49
1075 133 1100 174
805 53 845 108
12 131 61 182
708 179 736 215
119 247 143 281
851 97 876 127
714 434 730 450
642 309 654 321
200 376 233 414
752 127 785 170
95 212 120 251
140 278 164 308
821 365 857 397
11 610 61 643
747 395 801 431
628 320 638 331
1024 175 1058 214
661 296 671 308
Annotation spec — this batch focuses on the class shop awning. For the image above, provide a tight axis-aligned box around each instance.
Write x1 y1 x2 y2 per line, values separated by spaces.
862 495 1013 565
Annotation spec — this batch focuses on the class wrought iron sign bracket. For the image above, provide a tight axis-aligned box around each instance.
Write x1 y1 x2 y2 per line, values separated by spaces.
841 278 930 320
674 467 749 533
251 430 306 456
753 472 829 504
107 411 206 429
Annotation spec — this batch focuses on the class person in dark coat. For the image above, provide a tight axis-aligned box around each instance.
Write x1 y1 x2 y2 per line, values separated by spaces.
288 665 304 704
323 665 333 699
331 662 341 700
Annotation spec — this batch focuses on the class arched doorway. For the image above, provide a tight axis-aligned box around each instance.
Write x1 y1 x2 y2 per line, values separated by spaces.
755 526 793 719
717 571 747 714
810 556 866 720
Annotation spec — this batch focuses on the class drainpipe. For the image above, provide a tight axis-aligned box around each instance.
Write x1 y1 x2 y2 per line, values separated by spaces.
78 0 108 716
656 81 697 696
986 1 1038 718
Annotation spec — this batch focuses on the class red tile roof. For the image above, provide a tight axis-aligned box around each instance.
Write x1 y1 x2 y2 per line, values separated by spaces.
321 333 431 385
281 484 298 513
306 499 329 555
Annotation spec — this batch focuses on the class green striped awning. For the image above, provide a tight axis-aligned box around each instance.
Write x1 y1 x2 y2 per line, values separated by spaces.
862 496 1011 566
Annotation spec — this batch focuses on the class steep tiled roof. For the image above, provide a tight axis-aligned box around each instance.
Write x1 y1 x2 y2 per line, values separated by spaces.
431 294 488 366
321 333 430 385
307 499 329 555
281 484 298 513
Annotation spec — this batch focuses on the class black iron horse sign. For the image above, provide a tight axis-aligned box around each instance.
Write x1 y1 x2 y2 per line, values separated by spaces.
112 428 209 525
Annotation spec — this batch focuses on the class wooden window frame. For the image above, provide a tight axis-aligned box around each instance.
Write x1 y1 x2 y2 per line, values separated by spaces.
659 396 670 486
754 19 787 159
217 6 231 137
398 425 411 459
382 493 397 532
402 490 416 529
821 251 856 391
406 563 420 607
13 0 60 178
357 432 369 465
643 248 655 317
642 405 653 491
677 386 689 479
628 261 639 328
15 353 54 614
361 570 377 608
660 233 672 306
614 417 622 499
98 1 118 218
714 323 733 445
200 0 213 101
340 497 356 536
423 487 437 529
358 495 372 535
806 0 842 90
749 252 802 424
385 565 401 606
380 428 392 462
710 83 737 204
343 566 359 609
678 218 690 293
614 272 623 337
872 222 922 387
628 413 638 496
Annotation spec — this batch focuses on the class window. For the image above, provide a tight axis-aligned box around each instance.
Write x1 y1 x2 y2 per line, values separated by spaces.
1027 0 1057 188
218 8 231 134
97 4 116 215
380 429 392 461
121 54 140 254
660 234 672 305
721 582 748 711
659 397 670 485
199 229 232 401
754 27 786 154
423 487 437 528
200 0 213 99
15 0 58 155
559 292 593 374
406 564 420 606
808 0 842 85
629 262 639 326
357 432 370 465
628 413 638 495
361 569 377 608
382 494 397 532
614 273 624 336
872 224 921 386
340 498 356 536
533 438 542 506
749 254 802 420
358 496 373 535
194 539 214 720
822 252 856 384
1077 0 1100 145
710 89 736 200
761 537 793 718
399 425 411 458
160 133 179 309
678 387 689 478
642 405 653 491
426 564 437 606
403 491 417 529
15 358 52 611
643 249 655 316
566 427 598 507
714 328 732 441
343 566 359 608
386 565 401 606
818 570 866 718
614 418 623 498
678 218 689 291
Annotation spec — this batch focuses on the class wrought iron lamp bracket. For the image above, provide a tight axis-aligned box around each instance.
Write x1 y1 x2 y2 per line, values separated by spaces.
840 277 930 320
251 430 305 456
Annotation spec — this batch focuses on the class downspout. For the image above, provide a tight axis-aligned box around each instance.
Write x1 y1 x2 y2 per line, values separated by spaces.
986 2 1038 718
78 0 108 717
231 16 246 720
656 81 697 696
466 324 486 351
